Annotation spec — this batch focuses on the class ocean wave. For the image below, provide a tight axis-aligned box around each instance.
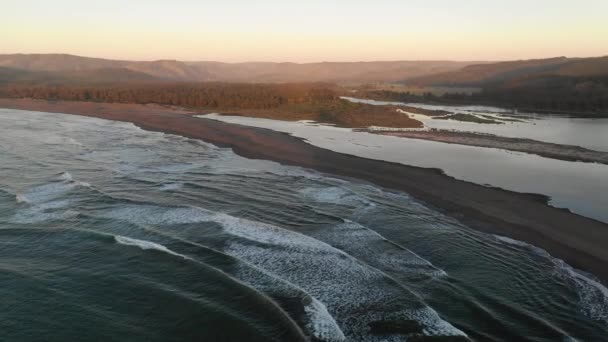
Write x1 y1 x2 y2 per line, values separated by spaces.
15 193 29 204
217 213 464 340
495 235 608 323
10 173 93 223
105 208 345 341
40 135 83 146
11 199 78 224
300 186 376 217
16 173 90 205
226 259 346 342
304 297 346 342
99 203 463 339
159 182 184 191
311 220 447 279
113 234 319 341
58 171 73 181
17 181 77 205
300 186 364 204
146 163 202 174
407 307 468 336
114 235 187 259
58 172 91 187
100 205 213 225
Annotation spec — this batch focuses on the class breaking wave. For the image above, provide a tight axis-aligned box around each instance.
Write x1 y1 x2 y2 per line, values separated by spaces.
495 235 608 323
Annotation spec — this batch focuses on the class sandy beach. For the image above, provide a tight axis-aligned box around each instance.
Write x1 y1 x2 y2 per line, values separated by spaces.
2 97 608 285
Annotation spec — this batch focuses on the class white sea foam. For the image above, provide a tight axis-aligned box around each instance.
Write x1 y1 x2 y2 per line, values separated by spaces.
11 175 92 223
159 182 184 191
495 235 608 323
15 194 29 204
300 186 376 220
17 175 90 205
114 235 186 259
304 297 346 342
114 231 345 342
100 205 346 340
59 172 73 181
555 260 608 323
18 181 77 204
101 205 213 225
42 135 83 146
11 199 77 223
213 213 334 252
312 220 447 279
407 307 468 336
216 213 464 340
300 186 373 207
60 172 91 188
219 252 347 342
495 235 529 248
97 203 462 338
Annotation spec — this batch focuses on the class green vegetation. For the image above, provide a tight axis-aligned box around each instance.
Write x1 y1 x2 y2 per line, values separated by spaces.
0 81 422 128
359 75 608 117
382 56 608 116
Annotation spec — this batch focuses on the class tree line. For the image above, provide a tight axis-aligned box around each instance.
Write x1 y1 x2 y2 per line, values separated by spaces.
360 76 608 116
0 82 339 110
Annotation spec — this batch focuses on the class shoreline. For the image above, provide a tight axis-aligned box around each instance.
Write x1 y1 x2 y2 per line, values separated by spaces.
2 98 608 285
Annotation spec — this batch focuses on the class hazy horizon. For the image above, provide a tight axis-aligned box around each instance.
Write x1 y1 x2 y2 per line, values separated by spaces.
3 52 607 64
3 0 608 63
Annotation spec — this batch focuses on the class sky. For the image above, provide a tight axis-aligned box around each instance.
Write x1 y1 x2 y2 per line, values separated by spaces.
2 0 608 62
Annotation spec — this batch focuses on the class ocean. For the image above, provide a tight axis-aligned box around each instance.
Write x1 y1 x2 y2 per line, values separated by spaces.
1 109 607 341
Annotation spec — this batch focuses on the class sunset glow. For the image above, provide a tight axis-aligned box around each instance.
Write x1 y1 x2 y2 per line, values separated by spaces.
3 0 607 62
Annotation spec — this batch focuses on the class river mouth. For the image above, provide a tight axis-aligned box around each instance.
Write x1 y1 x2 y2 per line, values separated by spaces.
1 108 607 341
342 96 608 152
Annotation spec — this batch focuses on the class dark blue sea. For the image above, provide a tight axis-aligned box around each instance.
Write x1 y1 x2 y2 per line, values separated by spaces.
1 109 606 341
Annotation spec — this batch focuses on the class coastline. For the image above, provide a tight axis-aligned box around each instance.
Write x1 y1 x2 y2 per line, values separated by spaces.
2 98 608 285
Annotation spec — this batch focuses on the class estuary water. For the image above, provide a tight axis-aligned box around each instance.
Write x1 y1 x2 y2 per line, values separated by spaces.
342 96 608 152
1 108 607 341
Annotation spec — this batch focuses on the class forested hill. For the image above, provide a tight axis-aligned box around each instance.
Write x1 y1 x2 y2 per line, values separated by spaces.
0 54 474 84
369 56 608 116
404 56 608 87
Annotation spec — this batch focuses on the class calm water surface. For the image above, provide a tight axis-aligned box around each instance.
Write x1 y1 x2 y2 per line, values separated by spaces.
343 96 608 152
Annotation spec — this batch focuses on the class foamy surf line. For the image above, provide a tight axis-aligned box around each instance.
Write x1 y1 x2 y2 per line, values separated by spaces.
299 186 447 278
114 235 185 258
214 213 465 339
495 235 608 324
100 203 464 340
113 234 345 341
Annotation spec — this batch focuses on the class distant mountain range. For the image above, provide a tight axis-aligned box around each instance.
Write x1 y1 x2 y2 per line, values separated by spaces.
2 53 607 115
406 56 608 88
0 54 475 84
2 54 607 87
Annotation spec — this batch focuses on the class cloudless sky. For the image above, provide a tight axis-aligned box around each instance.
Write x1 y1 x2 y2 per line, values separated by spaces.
2 0 607 62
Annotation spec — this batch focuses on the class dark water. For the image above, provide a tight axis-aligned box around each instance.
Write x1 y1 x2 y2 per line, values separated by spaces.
1 109 607 341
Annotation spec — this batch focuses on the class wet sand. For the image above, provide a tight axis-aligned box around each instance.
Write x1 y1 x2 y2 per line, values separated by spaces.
2 98 608 285
367 129 608 164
